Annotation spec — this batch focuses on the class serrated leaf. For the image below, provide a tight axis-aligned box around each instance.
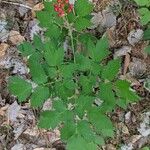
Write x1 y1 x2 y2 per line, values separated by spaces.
74 17 91 31
99 82 116 112
36 11 52 27
143 28 150 40
61 122 76 141
75 96 94 118
66 134 88 150
53 99 66 113
75 54 92 71
45 24 61 39
44 46 64 67
33 35 44 50
29 55 47 84
79 75 96 95
101 59 121 81
8 76 32 102
134 0 150 6
18 41 35 56
30 86 49 107
88 36 110 62
75 0 93 17
88 108 114 135
77 120 95 142
38 111 60 129
115 80 140 102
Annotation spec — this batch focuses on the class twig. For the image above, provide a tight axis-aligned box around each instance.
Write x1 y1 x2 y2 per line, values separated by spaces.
1 0 32 10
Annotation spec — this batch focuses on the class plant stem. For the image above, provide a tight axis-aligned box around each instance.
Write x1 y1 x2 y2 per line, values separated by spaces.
64 17 76 63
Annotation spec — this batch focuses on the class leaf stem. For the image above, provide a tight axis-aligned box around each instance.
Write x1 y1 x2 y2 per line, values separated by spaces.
63 16 76 63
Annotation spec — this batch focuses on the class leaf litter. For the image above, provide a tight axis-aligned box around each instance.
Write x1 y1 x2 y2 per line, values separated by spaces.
0 0 150 149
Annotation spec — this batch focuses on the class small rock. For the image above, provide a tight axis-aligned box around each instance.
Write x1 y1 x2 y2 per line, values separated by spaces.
19 7 28 17
127 29 143 46
118 123 130 135
129 57 147 78
7 101 21 122
106 144 116 150
24 127 39 137
138 112 150 137
121 143 133 150
125 111 131 124
9 30 25 45
0 20 9 42
114 46 131 58
0 43 9 59
11 144 26 150
91 10 116 32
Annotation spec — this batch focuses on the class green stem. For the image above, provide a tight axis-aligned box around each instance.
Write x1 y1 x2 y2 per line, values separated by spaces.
63 16 76 63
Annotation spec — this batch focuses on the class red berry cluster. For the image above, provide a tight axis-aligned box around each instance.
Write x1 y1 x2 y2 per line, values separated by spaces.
54 0 73 17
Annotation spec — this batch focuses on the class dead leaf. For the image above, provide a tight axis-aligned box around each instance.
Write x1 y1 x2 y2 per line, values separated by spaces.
32 2 44 18
123 53 130 75
7 101 21 123
9 30 25 45
0 43 9 59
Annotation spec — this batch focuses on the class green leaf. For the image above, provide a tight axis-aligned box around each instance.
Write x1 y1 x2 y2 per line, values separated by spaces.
53 99 66 113
141 13 150 25
33 35 44 50
88 36 110 62
38 111 60 129
101 59 121 81
79 75 96 95
99 82 116 112
45 24 61 39
44 46 64 66
88 108 114 136
18 41 35 56
61 122 76 141
75 96 94 118
28 55 47 84
8 76 32 102
75 54 92 71
134 0 150 6
77 120 96 142
36 11 52 27
143 28 150 40
74 17 91 31
66 134 88 150
30 86 49 107
75 0 93 17
115 80 140 102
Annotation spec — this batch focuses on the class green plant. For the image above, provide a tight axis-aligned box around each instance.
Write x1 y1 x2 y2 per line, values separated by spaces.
8 0 139 149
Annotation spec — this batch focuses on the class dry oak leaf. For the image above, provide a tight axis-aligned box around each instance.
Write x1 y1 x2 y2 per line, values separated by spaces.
0 43 9 59
9 30 25 45
32 2 44 18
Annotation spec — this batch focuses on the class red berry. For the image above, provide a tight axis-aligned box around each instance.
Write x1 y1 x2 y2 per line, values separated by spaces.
57 0 62 3
65 0 69 4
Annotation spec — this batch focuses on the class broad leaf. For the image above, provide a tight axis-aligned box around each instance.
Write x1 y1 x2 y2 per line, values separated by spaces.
30 86 49 107
75 0 93 17
8 76 32 102
101 59 121 81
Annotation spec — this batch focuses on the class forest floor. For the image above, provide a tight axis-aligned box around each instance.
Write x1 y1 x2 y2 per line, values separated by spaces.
0 0 150 150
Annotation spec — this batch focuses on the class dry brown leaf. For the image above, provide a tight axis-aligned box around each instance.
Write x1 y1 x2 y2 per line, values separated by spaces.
9 30 25 45
32 2 44 18
123 53 130 75
0 43 9 59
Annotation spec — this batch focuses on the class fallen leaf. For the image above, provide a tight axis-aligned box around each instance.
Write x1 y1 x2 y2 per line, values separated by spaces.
0 43 9 59
32 2 44 18
7 101 21 123
9 30 25 45
123 53 130 75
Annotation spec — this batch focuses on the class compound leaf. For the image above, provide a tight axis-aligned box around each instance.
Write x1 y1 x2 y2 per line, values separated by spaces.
8 76 32 102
